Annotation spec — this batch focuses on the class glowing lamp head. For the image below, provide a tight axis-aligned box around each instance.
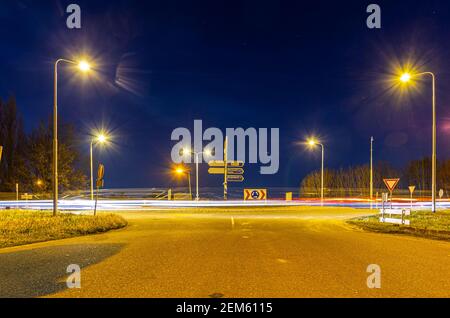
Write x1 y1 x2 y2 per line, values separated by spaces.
181 147 190 155
400 73 411 83
36 179 43 186
78 61 91 72
97 134 107 143
175 168 184 175
308 139 317 146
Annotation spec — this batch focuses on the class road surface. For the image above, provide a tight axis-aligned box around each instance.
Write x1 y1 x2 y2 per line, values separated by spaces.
1 206 450 298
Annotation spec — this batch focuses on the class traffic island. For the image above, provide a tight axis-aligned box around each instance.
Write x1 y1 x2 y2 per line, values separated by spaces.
0 210 127 248
348 210 450 241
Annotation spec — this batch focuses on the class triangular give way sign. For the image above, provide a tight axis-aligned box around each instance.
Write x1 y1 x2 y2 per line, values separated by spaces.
383 178 400 192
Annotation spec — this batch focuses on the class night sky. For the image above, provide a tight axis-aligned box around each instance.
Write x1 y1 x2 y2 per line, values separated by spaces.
1 0 450 188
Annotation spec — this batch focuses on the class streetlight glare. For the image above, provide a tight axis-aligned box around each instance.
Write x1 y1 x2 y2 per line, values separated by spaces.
175 168 184 174
307 139 317 146
78 61 91 72
400 72 411 83
97 134 107 143
204 149 212 156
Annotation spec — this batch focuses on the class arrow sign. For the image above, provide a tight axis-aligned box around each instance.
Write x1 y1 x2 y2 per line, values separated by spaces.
228 161 244 167
227 167 244 175
208 167 225 174
227 175 244 182
383 178 400 192
208 160 225 167
244 189 267 200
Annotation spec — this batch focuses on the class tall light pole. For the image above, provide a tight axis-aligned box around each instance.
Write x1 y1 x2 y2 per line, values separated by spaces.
400 71 437 212
90 134 108 200
370 136 374 201
307 138 325 201
181 147 211 201
175 167 192 199
53 58 91 216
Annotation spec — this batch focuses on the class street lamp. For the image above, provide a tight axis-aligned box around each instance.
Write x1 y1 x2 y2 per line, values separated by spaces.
53 58 91 216
175 166 192 199
36 179 44 190
181 147 211 201
90 133 108 201
306 138 325 201
399 71 437 212
370 136 374 201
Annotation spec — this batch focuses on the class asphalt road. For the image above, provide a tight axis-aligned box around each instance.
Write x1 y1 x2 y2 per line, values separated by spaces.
1 206 450 298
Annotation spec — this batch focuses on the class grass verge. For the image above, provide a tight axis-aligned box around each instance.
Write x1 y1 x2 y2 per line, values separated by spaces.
0 210 127 249
348 210 450 241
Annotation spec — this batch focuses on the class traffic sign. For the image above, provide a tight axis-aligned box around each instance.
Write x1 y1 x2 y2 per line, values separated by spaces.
439 189 444 199
21 193 33 200
208 167 225 174
96 164 105 189
408 185 416 194
208 160 244 167
97 164 105 180
244 189 267 200
383 178 400 192
227 175 244 182
228 161 244 167
208 160 225 167
209 167 244 175
227 167 244 175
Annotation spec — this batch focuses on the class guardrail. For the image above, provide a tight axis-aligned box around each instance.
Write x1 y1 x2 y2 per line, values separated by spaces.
379 208 411 225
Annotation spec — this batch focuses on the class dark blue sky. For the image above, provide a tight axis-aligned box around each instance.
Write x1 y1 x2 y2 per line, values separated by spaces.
1 0 450 188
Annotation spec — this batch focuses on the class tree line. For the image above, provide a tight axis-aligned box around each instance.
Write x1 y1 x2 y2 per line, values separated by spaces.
300 159 450 197
0 96 87 194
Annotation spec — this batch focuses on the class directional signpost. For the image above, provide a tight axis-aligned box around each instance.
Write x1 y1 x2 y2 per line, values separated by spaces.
208 167 225 174
208 162 244 177
227 175 244 182
383 178 400 208
208 143 245 199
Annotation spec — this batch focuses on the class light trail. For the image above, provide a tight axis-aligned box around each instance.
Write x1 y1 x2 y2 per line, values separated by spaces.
1 199 450 211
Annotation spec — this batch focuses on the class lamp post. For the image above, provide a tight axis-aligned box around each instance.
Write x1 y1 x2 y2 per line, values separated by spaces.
400 71 436 212
53 58 90 216
90 134 108 200
175 167 192 199
181 148 211 201
307 138 325 201
370 136 374 201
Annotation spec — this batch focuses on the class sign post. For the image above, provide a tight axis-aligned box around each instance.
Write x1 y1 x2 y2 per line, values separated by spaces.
223 137 228 200
383 178 400 208
94 164 105 216
408 186 416 209
208 139 245 200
